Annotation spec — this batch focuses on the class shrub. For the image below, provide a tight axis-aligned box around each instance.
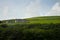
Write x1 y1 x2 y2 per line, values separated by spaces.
0 24 8 28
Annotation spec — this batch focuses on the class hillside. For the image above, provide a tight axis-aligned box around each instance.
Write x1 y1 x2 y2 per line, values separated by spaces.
26 16 60 24
1 16 60 24
0 16 60 40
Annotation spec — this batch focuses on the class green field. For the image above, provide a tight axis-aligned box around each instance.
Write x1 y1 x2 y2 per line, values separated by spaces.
1 16 60 24
26 16 60 24
0 16 60 40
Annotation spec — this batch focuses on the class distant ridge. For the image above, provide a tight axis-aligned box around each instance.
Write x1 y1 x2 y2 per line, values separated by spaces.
0 16 60 24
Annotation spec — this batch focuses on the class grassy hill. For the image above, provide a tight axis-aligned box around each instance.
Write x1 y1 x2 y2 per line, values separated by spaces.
0 16 60 40
1 16 60 24
26 16 60 24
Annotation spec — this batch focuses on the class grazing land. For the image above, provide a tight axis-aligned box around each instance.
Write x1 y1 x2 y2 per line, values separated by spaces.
0 16 60 40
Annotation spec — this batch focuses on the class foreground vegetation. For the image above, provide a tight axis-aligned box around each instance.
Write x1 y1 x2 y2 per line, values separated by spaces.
0 23 60 40
0 16 60 40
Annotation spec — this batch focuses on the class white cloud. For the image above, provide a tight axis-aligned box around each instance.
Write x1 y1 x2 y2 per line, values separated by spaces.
52 2 60 11
47 2 60 16
22 0 41 18
0 0 41 20
3 6 8 16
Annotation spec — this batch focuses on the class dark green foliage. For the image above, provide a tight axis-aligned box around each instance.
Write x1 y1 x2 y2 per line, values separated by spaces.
0 23 60 40
0 21 2 23
0 16 60 40
0 24 8 28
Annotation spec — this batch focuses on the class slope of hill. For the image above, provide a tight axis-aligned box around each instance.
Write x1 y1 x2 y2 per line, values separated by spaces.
0 16 60 40
26 16 60 24
0 16 60 24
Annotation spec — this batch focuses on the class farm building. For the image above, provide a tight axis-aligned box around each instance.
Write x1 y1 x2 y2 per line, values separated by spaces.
5 19 28 23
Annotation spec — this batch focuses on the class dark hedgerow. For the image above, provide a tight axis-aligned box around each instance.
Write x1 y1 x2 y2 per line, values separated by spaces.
0 24 8 28
0 21 2 23
0 23 60 40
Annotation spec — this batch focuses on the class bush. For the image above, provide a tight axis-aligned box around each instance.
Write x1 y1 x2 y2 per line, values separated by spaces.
0 23 60 40
0 21 2 23
0 24 8 28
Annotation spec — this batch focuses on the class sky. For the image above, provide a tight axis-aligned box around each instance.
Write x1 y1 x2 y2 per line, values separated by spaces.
0 0 60 20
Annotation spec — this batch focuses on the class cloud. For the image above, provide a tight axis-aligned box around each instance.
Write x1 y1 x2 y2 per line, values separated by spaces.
47 2 60 16
1 0 41 19
3 6 8 16
22 0 41 18
52 2 60 11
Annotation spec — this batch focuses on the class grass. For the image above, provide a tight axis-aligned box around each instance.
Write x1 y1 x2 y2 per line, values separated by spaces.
26 16 60 24
1 16 60 24
0 16 60 40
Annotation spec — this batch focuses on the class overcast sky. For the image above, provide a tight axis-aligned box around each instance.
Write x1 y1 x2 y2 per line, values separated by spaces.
0 0 60 20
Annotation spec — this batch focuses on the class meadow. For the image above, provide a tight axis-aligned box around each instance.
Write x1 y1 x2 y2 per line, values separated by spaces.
0 16 60 40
